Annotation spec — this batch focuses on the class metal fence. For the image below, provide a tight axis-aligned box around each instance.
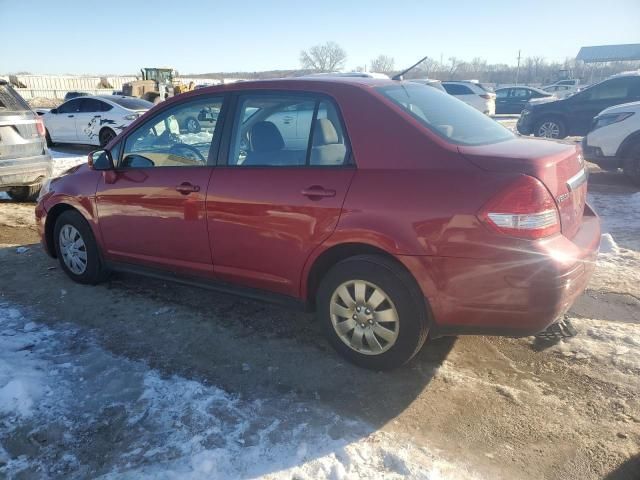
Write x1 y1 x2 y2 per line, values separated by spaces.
15 89 118 100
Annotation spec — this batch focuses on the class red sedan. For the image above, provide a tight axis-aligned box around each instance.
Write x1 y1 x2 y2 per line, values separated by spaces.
36 78 600 370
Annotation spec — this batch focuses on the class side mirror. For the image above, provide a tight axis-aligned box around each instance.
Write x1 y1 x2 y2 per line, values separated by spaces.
88 149 114 170
50 108 58 114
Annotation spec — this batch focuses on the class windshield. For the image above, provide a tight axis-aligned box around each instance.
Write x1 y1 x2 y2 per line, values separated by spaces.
107 97 154 110
378 84 513 146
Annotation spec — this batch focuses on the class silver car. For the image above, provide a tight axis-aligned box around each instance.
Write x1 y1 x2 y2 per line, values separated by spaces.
0 80 51 201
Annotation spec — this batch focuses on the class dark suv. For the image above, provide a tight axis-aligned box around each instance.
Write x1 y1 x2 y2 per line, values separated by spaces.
0 80 51 201
517 73 640 139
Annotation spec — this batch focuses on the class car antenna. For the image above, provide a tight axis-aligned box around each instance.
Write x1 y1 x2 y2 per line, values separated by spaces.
392 56 428 81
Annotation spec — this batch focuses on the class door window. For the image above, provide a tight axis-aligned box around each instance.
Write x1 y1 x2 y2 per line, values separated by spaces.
586 79 630 101
443 84 474 95
228 94 350 167
511 88 530 98
495 89 509 99
79 98 112 113
57 99 82 114
120 96 224 168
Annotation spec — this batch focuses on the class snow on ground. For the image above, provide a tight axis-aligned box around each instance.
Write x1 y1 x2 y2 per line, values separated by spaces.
0 304 477 480
49 148 86 179
588 190 640 251
0 202 35 229
588 232 640 298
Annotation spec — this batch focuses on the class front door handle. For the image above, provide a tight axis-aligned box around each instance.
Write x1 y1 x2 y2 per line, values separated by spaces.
301 186 336 199
176 182 200 195
68 114 74 118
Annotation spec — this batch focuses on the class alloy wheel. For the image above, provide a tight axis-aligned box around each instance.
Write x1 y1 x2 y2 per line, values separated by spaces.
538 121 560 138
187 118 199 133
329 280 399 355
59 224 87 275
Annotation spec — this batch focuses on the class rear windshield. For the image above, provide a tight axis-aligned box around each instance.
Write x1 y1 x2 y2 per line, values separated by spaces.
106 97 154 110
0 85 30 112
378 84 513 146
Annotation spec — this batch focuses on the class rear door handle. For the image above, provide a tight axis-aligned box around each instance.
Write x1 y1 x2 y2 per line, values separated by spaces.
176 182 200 195
301 186 336 199
68 115 74 118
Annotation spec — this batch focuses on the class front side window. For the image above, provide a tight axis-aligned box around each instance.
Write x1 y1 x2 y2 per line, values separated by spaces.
57 99 82 114
120 96 223 168
228 94 349 167
378 84 514 146
79 98 111 113
585 79 630 101
443 84 473 95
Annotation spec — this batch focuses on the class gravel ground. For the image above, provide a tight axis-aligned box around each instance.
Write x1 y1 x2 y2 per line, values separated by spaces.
0 145 638 479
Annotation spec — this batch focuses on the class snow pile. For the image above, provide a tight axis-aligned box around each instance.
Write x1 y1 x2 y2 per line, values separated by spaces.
0 304 477 480
589 234 640 298
550 317 640 375
177 131 214 144
589 191 640 251
0 309 51 420
49 149 86 178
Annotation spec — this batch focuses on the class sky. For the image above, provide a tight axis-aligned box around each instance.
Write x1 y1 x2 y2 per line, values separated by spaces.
1 0 639 75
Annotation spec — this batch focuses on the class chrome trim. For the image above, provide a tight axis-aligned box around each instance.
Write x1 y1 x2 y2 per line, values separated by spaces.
566 168 587 192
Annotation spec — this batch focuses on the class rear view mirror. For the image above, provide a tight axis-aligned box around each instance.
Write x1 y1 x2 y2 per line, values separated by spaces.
88 149 114 170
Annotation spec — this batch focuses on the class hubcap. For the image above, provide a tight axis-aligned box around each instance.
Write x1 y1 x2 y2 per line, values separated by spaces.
538 121 560 138
59 225 87 275
330 280 399 355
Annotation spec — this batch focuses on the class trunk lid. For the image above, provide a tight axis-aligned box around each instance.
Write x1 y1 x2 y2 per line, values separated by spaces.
459 137 587 239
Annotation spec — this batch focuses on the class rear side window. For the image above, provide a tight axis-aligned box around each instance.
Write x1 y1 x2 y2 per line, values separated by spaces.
0 85 30 112
378 84 514 146
108 97 154 110
495 89 509 98
79 98 112 113
443 83 473 95
228 94 350 167
585 78 631 101
57 99 82 114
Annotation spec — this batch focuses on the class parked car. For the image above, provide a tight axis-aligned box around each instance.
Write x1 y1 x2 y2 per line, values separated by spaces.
542 84 577 99
582 100 640 184
63 91 90 102
494 86 554 114
517 72 640 138
442 81 496 115
542 79 581 90
409 78 447 92
36 78 599 370
43 96 153 147
0 80 51 201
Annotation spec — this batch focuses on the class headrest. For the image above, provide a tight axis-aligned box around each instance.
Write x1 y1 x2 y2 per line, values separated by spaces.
250 121 284 152
313 118 339 145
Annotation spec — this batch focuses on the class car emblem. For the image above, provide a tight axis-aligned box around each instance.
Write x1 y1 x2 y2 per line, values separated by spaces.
556 192 570 203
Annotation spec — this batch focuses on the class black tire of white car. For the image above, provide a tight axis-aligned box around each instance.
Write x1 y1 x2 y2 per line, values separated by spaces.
316 254 430 370
99 128 116 147
45 129 54 147
623 143 640 186
53 210 109 285
185 117 201 133
7 184 41 202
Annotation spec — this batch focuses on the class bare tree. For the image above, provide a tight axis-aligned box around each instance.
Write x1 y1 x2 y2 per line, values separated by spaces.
447 57 465 79
300 42 347 72
369 55 395 74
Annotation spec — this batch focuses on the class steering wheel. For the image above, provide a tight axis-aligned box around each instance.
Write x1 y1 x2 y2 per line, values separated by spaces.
168 143 206 163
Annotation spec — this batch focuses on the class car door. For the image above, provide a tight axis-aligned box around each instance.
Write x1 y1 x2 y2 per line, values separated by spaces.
95 94 227 276
207 92 355 297
510 88 531 113
495 88 510 114
569 77 640 135
76 98 110 145
46 98 82 142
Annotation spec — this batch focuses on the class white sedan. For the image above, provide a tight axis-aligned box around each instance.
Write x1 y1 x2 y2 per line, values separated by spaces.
43 96 153 147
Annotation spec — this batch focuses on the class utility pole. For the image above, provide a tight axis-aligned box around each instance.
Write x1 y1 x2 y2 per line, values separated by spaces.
515 50 521 85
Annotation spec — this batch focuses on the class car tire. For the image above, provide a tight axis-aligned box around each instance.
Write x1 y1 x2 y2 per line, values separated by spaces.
533 117 567 139
45 129 54 147
7 184 41 202
53 210 109 285
184 117 201 133
623 142 640 186
99 128 116 147
316 254 430 370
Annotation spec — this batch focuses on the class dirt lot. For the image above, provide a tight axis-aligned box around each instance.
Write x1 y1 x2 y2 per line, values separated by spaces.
0 150 639 479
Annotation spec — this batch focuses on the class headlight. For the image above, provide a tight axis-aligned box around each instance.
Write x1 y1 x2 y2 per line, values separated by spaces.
592 112 634 130
124 113 140 121
521 109 531 116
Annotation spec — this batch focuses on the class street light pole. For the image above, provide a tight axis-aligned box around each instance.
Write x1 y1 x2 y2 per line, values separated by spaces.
515 50 521 85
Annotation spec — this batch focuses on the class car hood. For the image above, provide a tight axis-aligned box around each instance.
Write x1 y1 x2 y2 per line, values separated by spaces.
598 100 640 116
526 96 559 107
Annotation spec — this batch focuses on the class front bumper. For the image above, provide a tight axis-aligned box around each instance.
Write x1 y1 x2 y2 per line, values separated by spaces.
399 204 601 337
0 153 52 189
516 112 534 135
581 138 620 169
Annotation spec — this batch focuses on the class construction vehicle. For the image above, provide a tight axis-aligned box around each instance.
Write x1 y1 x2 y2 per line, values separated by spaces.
122 68 195 103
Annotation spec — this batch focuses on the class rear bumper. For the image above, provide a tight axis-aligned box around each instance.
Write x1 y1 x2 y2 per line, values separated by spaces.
0 153 52 189
516 113 534 135
399 205 601 337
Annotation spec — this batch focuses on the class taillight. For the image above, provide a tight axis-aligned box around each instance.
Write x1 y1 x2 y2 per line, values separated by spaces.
480 94 492 99
35 117 46 137
478 175 560 240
